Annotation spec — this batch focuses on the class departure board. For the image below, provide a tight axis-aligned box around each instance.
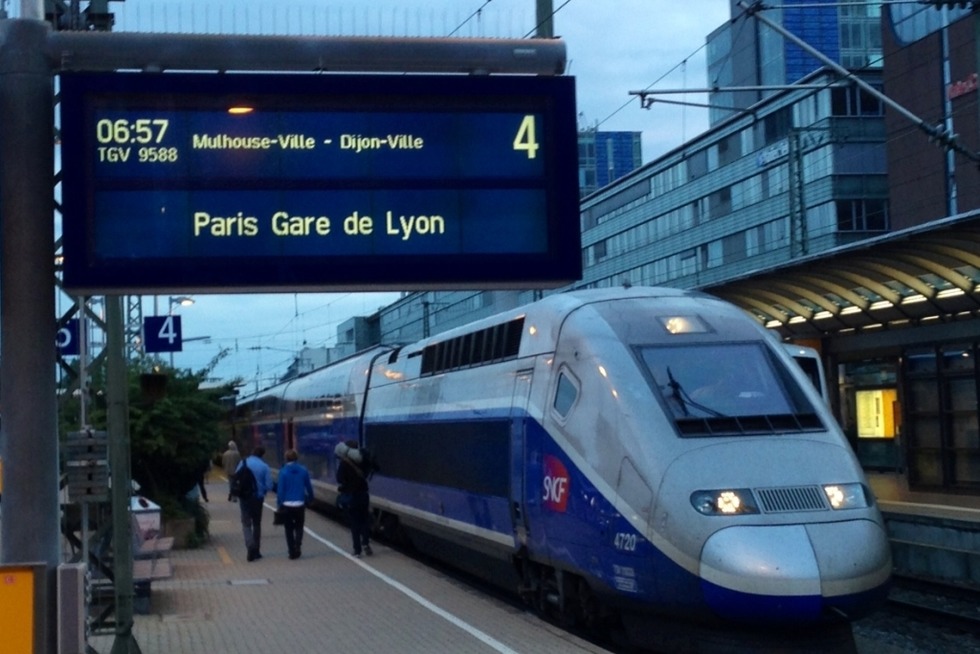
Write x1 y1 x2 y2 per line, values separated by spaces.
60 72 580 292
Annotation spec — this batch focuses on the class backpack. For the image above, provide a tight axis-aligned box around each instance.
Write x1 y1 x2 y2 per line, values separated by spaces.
230 460 257 499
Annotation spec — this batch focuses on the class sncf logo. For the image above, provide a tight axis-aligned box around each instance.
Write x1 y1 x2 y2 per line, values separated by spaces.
542 454 570 512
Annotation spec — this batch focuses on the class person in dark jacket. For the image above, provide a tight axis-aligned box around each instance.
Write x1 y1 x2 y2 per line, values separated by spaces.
335 440 372 557
195 457 210 503
276 449 314 560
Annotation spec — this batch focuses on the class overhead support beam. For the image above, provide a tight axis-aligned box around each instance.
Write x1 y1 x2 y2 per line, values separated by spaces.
819 265 914 320
888 249 976 293
737 286 815 321
46 31 567 75
791 271 871 313
715 291 789 325
922 237 980 269
765 279 848 315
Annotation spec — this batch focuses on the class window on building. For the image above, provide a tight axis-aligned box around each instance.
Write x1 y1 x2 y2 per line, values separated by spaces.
740 127 755 157
593 240 607 262
708 187 732 220
765 164 789 197
764 107 791 144
793 145 822 183
763 217 789 251
687 149 708 180
832 85 884 117
834 142 887 174
679 249 698 276
836 199 890 232
718 131 742 166
706 240 723 268
707 144 719 172
722 232 745 264
903 345 980 491
746 226 761 257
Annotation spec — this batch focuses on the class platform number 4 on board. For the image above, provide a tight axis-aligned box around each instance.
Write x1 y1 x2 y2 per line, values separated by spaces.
143 315 183 353
513 115 539 159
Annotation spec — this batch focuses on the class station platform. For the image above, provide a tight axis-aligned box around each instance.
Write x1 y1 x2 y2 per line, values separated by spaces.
74 477 914 654
86 479 611 654
865 472 980 590
868 471 980 522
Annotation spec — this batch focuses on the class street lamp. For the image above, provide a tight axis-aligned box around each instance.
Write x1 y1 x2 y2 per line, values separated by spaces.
166 296 195 366
169 295 195 314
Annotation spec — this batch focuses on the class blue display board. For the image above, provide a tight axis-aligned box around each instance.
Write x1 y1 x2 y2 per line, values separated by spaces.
56 318 81 356
143 316 183 353
60 72 581 292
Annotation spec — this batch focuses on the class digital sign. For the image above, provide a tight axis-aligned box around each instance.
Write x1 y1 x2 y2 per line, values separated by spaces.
60 72 580 293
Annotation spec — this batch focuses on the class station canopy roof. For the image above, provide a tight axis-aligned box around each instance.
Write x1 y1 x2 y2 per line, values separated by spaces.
702 209 980 340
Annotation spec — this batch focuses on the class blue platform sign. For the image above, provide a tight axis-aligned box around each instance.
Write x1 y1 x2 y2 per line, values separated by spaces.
56 318 81 356
59 72 581 293
144 316 182 353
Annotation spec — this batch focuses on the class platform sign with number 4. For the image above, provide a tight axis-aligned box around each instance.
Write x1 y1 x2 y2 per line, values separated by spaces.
144 315 182 353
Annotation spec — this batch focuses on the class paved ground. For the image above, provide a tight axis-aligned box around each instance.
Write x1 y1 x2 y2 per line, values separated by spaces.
75 477 922 654
86 479 610 654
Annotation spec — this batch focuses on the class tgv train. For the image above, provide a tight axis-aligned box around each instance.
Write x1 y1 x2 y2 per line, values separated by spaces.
233 287 891 640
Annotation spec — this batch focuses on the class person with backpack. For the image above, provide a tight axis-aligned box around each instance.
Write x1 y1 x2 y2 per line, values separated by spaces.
276 449 314 560
234 445 273 562
335 440 373 558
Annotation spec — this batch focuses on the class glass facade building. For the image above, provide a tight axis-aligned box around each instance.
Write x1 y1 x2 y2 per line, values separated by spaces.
577 130 643 197
575 69 888 292
706 0 883 127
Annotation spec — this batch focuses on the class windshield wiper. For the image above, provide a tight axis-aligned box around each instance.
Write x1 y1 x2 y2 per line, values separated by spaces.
666 366 689 417
666 366 725 418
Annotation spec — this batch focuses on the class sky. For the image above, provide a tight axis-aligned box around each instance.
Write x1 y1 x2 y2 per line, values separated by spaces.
41 0 734 388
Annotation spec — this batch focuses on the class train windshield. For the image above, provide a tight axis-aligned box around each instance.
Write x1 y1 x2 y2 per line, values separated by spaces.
638 342 821 435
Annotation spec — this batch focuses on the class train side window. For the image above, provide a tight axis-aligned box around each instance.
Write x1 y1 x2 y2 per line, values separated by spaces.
553 370 579 418
472 330 486 365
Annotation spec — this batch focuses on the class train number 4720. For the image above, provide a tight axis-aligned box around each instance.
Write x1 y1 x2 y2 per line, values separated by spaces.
614 532 638 552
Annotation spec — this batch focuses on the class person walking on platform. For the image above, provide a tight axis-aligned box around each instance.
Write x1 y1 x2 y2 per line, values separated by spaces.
195 457 211 503
335 440 373 557
236 445 272 562
222 440 241 502
276 449 314 560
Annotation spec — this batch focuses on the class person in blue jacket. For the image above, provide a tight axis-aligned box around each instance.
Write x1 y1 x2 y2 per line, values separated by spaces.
276 449 314 560
237 445 273 562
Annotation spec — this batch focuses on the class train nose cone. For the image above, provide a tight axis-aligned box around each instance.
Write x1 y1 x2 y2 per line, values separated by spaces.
698 520 890 622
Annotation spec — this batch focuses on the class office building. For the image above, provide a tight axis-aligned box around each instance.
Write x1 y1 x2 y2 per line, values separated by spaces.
578 129 642 197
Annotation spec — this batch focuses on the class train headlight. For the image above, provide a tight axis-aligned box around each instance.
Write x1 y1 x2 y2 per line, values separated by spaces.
690 489 758 516
823 483 870 510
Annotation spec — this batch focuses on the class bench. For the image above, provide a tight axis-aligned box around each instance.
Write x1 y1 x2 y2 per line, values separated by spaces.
130 514 174 613
132 513 174 561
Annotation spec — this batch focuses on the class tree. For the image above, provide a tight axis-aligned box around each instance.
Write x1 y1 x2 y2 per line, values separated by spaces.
60 349 239 521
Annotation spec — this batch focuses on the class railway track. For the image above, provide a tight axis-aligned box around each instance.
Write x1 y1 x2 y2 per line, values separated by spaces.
887 575 980 638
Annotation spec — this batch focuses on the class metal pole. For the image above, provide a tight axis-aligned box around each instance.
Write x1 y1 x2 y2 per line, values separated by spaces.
106 295 141 654
0 17 58 654
20 0 42 20
535 0 554 39
975 9 980 169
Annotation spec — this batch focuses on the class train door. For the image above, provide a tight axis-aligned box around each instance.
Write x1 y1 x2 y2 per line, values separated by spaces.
510 369 533 549
282 418 295 466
